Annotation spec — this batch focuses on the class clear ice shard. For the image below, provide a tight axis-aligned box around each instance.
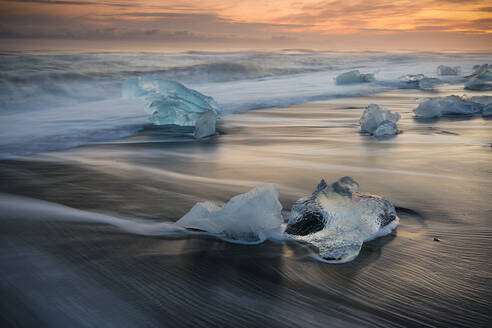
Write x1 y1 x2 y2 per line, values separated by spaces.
121 77 222 137
335 70 375 85
360 104 400 136
284 177 398 263
437 65 460 76
413 95 483 118
176 184 283 243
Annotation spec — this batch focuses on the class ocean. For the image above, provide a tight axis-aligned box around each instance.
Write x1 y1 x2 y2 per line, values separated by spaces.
0 49 491 327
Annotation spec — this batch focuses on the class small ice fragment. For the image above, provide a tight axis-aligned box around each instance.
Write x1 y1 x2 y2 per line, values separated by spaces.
373 120 399 137
176 184 283 242
465 77 492 91
437 65 460 76
465 64 492 91
482 104 492 117
473 64 489 78
413 95 483 118
193 110 217 138
400 74 425 83
418 77 442 90
400 74 441 90
284 177 398 263
360 104 400 136
335 70 375 85
470 96 492 106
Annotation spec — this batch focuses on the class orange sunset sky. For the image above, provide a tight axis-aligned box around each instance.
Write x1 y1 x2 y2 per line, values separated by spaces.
0 0 491 50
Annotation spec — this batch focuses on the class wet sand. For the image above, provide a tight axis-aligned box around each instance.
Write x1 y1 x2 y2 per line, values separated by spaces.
1 85 491 327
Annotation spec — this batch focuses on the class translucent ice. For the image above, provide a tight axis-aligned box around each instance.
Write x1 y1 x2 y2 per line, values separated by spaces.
400 74 441 90
413 95 483 118
176 184 283 243
284 177 398 263
465 64 492 91
335 70 375 85
122 77 222 137
360 104 400 136
193 110 217 138
418 77 441 91
437 65 460 76
400 74 425 83
471 96 492 117
373 121 399 137
482 104 492 117
470 96 492 106
471 64 492 79
465 78 492 91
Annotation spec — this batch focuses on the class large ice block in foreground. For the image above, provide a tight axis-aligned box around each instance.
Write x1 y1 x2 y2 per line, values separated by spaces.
413 95 483 118
176 184 283 243
360 104 400 136
437 65 460 76
284 177 398 263
335 70 375 85
122 77 222 137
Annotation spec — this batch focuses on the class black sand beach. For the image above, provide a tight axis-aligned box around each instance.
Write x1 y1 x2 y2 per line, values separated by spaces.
1 85 491 327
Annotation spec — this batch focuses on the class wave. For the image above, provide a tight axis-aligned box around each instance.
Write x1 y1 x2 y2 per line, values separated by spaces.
0 50 490 157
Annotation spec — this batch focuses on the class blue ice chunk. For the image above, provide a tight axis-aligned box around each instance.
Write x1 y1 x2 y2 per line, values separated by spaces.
335 70 375 85
360 104 400 136
121 77 222 136
414 95 483 118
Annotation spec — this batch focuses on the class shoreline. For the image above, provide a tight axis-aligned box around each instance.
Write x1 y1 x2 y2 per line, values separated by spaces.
1 83 491 327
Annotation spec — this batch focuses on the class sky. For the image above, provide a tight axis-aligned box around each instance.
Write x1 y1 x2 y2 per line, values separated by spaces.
0 0 491 50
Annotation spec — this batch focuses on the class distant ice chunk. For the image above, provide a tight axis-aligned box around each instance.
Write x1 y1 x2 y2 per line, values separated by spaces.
413 95 482 118
472 96 492 117
400 74 425 83
471 64 492 79
360 104 400 136
373 121 399 137
465 77 492 91
284 177 398 263
335 70 375 85
400 74 442 90
470 96 492 106
482 104 492 117
465 64 492 91
437 65 460 76
122 77 222 137
176 184 283 243
418 77 441 91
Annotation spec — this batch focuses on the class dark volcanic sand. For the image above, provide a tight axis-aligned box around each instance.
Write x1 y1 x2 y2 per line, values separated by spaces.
1 85 491 327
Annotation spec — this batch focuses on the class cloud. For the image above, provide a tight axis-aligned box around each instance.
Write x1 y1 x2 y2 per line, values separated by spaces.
0 0 490 50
